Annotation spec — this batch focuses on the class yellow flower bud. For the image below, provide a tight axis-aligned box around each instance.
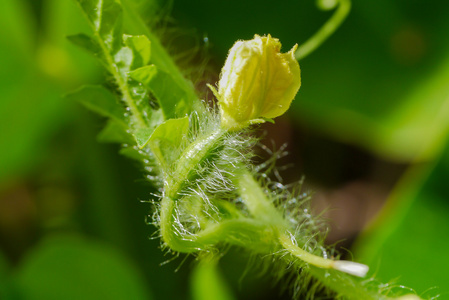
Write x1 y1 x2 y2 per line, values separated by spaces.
211 34 301 131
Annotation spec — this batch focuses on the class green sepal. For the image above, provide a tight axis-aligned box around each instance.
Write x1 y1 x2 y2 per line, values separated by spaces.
261 117 275 124
66 85 127 125
148 116 189 172
130 65 194 120
249 118 270 125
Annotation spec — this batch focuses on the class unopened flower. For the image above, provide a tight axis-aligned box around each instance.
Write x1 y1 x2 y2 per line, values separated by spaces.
210 34 301 131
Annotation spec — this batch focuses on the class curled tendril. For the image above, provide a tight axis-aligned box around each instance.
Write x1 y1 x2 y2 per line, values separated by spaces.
295 0 351 60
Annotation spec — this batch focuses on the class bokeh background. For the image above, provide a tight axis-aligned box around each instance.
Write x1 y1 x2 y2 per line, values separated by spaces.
1 0 449 299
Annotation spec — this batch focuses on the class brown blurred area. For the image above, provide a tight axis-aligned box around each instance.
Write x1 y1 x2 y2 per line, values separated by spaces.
259 115 407 252
0 182 38 264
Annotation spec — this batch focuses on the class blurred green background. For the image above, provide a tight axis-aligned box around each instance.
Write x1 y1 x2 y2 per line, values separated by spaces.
1 0 449 299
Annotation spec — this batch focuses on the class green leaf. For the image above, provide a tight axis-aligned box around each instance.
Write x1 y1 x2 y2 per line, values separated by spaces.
0 60 68 181
67 33 101 56
132 108 163 148
66 85 127 125
130 65 193 119
119 147 145 161
124 34 151 70
67 33 110 71
0 0 80 181
114 44 133 76
148 117 189 172
353 137 449 296
351 58 449 297
0 0 35 56
114 34 152 76
73 1 159 130
97 120 134 144
120 0 201 111
191 261 235 300
41 0 102 84
75 0 123 52
15 235 151 300
134 127 154 148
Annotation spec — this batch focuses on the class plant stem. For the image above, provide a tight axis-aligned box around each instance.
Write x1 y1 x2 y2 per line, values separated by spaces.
237 170 285 225
238 169 369 277
280 233 369 277
166 128 226 198
159 127 284 253
160 196 199 252
160 195 273 253
160 126 227 251
279 233 334 269
238 171 340 270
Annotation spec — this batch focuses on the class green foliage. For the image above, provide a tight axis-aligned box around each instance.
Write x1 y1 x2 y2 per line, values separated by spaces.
191 260 236 300
0 0 70 181
67 33 102 57
148 117 189 169
66 85 127 125
15 236 151 300
124 34 151 69
77 0 123 53
2 0 448 299
130 65 196 119
68 0 199 152
354 132 449 297
66 0 425 299
98 120 135 143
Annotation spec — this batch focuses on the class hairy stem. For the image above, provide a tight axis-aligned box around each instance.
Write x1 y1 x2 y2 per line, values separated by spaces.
160 126 226 251
238 169 369 277
160 195 273 253
166 128 226 198
281 232 369 277
237 170 285 225
279 233 334 269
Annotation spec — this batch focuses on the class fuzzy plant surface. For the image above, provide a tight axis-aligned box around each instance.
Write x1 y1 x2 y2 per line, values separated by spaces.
68 0 425 299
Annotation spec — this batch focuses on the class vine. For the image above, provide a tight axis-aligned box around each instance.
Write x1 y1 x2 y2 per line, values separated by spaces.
68 0 423 299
